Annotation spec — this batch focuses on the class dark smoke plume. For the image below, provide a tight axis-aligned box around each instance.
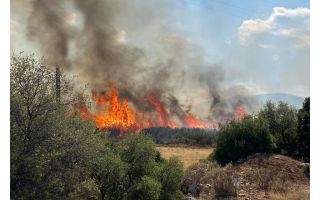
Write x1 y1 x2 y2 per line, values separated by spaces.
25 0 256 123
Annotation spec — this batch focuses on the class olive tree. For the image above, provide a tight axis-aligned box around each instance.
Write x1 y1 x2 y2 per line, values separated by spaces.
10 54 102 199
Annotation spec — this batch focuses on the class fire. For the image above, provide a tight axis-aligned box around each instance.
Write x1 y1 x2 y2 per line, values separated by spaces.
91 87 142 132
74 86 224 133
234 102 247 120
181 113 208 128
146 95 176 128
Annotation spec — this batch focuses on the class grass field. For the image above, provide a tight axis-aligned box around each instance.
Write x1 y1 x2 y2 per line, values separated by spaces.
157 146 213 169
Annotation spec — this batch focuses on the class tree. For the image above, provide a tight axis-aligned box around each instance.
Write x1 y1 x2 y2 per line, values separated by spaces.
119 134 158 187
116 134 184 200
10 54 102 199
159 158 184 200
211 116 274 165
297 97 310 162
258 101 298 157
129 176 162 200
91 152 128 200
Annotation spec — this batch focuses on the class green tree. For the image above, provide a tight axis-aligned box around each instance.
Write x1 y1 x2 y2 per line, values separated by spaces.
258 101 298 156
91 152 129 200
297 97 310 162
129 176 162 200
159 158 184 200
211 116 274 165
118 134 184 200
119 134 158 187
10 54 102 199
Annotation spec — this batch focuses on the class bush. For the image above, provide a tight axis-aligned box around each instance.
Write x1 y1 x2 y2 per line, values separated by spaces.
69 179 100 200
297 97 310 162
252 168 290 194
143 127 217 146
119 134 159 185
94 134 185 200
159 158 184 200
129 176 162 200
213 170 237 199
91 152 128 200
211 116 274 165
258 101 299 157
181 162 221 198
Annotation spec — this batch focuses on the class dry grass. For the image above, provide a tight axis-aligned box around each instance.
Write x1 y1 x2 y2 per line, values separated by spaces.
268 185 310 200
156 146 213 169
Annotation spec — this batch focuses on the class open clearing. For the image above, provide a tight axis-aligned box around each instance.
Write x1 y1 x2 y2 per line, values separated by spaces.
157 145 213 168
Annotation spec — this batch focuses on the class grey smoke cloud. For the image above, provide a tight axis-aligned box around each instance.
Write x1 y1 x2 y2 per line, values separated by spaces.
22 0 255 123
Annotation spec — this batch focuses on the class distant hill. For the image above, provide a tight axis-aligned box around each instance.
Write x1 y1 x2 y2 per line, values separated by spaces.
245 93 305 109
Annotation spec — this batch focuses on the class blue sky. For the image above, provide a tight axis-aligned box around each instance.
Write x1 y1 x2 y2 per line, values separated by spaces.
169 0 310 96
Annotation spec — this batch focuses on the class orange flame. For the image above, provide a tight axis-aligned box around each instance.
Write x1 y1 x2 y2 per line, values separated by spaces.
91 87 142 132
181 113 208 128
146 95 176 128
74 86 221 132
234 103 247 120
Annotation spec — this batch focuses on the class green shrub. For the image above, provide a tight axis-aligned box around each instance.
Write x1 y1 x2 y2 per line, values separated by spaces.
105 134 184 200
143 127 217 146
211 116 274 165
258 101 299 157
69 179 100 200
159 158 184 200
91 152 128 200
119 134 158 185
129 176 162 200
297 97 310 162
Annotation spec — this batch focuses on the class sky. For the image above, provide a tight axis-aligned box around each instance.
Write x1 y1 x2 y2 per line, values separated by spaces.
11 0 310 97
171 0 310 97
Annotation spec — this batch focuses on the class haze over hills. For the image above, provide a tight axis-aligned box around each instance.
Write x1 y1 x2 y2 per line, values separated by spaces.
246 93 305 109
189 93 305 120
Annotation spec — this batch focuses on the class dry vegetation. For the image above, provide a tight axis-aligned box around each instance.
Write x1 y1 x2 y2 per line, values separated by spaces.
156 145 213 169
180 153 309 200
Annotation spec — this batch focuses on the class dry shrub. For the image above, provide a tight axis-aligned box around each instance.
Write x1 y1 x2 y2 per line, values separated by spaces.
212 168 237 199
253 168 290 194
269 185 309 200
181 162 220 197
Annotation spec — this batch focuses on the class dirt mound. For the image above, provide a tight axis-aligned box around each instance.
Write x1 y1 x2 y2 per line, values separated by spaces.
182 154 309 200
232 153 309 200
235 153 308 184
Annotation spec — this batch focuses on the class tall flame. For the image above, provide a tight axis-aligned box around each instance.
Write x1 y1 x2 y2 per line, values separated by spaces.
181 113 208 128
91 87 142 132
146 95 176 128
234 103 247 120
73 86 242 133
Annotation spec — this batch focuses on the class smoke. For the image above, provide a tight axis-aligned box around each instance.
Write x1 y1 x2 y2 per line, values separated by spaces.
25 0 256 123
27 0 71 68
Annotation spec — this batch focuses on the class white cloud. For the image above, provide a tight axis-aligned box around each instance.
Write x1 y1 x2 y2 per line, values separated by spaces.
238 7 309 48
